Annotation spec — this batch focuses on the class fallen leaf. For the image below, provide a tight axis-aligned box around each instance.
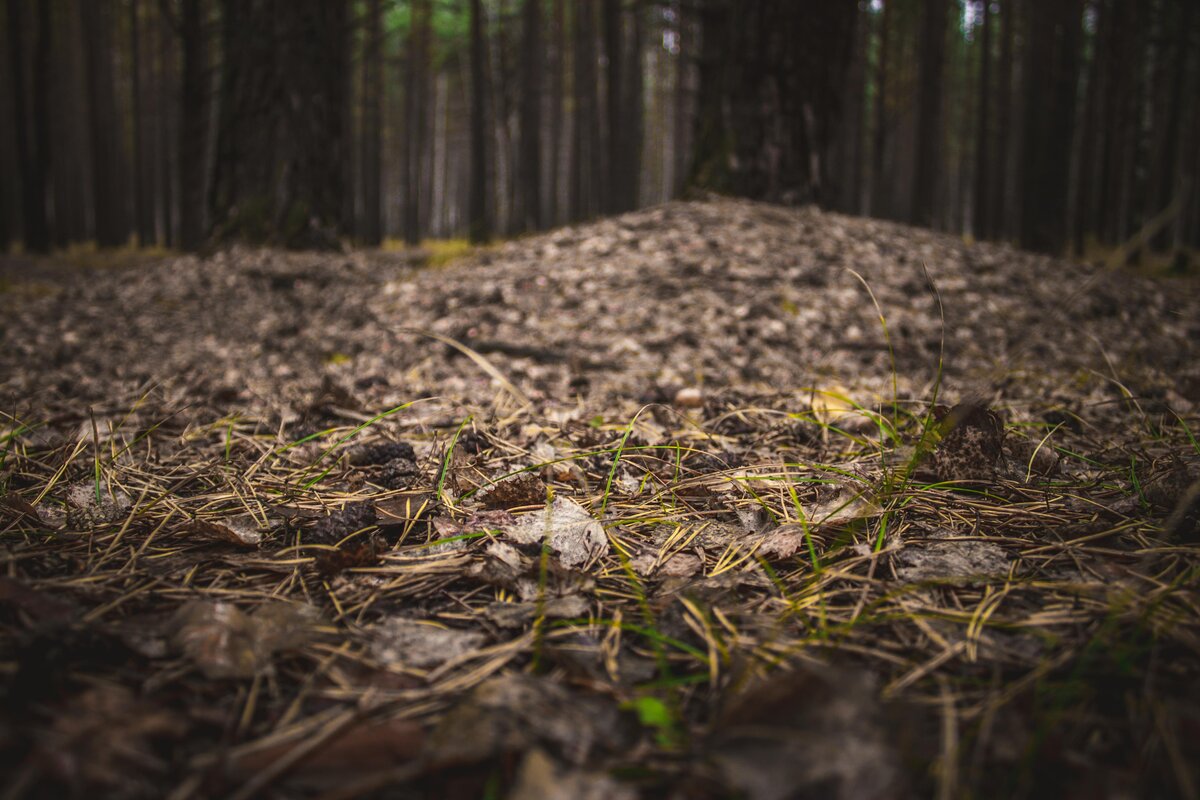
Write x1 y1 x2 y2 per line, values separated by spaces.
509 748 637 800
484 595 590 629
659 552 703 577
891 529 1011 582
64 481 131 526
709 662 903 800
171 600 320 679
370 618 485 669
188 513 264 548
426 673 628 767
928 402 1005 483
476 471 547 508
755 524 807 560
505 497 609 567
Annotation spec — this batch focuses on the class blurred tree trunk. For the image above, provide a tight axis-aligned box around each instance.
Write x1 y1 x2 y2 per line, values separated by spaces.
973 0 991 239
548 0 564 224
7 0 52 252
130 0 153 246
570 0 598 220
360 0 383 245
1149 0 1191 251
689 0 855 204
869 0 890 219
1019 0 1081 254
992 0 1014 239
468 0 490 243
156 1 175 245
82 0 129 248
672 0 691 197
911 0 947 228
626 0 643 211
518 0 542 231
209 0 348 248
603 0 622 214
404 0 430 245
179 0 208 250
1072 0 1108 255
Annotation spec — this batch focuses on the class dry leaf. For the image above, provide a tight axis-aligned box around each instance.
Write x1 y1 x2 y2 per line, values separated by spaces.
370 618 485 669
505 497 609 567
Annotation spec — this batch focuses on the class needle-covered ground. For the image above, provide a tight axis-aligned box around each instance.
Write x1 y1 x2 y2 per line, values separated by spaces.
1 198 1199 799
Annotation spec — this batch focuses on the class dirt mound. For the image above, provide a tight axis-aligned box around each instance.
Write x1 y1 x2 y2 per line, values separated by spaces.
1 200 1198 798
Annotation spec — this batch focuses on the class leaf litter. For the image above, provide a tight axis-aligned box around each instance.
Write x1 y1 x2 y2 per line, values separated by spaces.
0 199 1198 797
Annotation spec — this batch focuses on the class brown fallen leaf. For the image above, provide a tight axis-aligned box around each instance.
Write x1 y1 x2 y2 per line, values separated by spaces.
505 497 608 567
171 600 321 679
188 513 265 548
370 618 486 670
928 402 1005 484
476 471 547 509
709 661 904 800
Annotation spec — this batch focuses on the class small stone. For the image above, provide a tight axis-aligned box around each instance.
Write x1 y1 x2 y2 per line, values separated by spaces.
674 386 704 408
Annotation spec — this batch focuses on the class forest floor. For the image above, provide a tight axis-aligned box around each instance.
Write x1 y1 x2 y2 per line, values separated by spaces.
2 198 1199 799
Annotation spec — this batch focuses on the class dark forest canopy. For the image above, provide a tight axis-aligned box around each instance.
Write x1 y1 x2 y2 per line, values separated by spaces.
1 0 1197 260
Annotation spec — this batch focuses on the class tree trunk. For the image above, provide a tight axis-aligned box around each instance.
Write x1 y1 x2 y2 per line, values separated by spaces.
7 0 51 252
1149 0 1191 251
468 0 490 243
626 0 644 211
992 0 1014 239
570 0 598 221
672 0 691 197
130 0 153 246
360 0 383 245
519 0 542 231
209 0 348 248
869 0 890 219
1019 0 1081 254
156 2 176 245
81 0 129 248
603 0 623 214
404 0 431 245
973 0 992 239
179 0 208 250
548 0 564 224
911 0 947 228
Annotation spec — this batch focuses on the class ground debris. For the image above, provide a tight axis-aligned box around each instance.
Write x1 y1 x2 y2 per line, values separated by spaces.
1 199 1197 798
171 600 321 679
504 497 608 567
370 618 486 669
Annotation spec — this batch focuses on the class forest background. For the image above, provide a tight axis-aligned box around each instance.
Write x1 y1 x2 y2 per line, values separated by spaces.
2 0 1197 266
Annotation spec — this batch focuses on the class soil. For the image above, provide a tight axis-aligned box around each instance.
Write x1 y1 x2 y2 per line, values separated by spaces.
1 198 1198 798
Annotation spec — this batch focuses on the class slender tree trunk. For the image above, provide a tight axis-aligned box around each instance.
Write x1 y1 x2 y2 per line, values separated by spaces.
626 0 643 210
992 0 1015 239
81 0 130 248
672 0 691 197
7 0 51 252
1150 0 1191 251
468 0 490 243
519 0 542 231
360 0 383 245
603 0 623 214
404 0 431 245
548 0 564 224
156 2 175 245
1019 0 1082 254
912 0 947 228
179 0 208 250
570 0 598 220
973 0 992 239
870 0 890 219
130 0 152 246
